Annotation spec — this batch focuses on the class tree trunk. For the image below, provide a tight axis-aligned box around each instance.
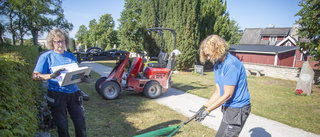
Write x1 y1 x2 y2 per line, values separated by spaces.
0 35 3 46
11 35 16 45
20 35 24 45
32 30 38 46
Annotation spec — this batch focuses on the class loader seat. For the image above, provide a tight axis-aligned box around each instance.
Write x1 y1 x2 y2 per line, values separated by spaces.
148 52 168 68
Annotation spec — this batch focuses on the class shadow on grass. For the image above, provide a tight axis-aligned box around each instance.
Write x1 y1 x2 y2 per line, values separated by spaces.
173 82 211 93
51 72 149 136
73 71 192 136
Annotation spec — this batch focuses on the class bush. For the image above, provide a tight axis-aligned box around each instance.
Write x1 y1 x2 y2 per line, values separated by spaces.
0 45 40 136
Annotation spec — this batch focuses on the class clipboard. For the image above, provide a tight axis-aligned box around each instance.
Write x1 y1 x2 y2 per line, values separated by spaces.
51 63 92 86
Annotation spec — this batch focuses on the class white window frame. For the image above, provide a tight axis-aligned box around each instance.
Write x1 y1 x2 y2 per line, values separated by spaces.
269 36 277 42
286 41 291 46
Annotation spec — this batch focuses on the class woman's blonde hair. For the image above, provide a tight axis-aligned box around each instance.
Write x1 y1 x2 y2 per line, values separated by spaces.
199 34 229 64
46 28 70 50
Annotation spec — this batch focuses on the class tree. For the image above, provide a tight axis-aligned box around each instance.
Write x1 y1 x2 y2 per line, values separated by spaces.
69 38 76 52
11 0 30 45
1 1 17 45
25 0 73 45
141 0 160 57
119 0 241 70
0 21 6 45
0 0 73 46
75 25 88 47
87 19 98 47
295 0 320 62
97 14 116 50
118 0 143 53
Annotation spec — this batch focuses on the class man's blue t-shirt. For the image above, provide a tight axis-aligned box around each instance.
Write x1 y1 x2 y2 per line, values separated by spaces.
34 50 79 93
214 53 251 108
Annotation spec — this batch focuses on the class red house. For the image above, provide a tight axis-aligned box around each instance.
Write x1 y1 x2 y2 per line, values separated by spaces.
230 45 299 67
230 24 318 69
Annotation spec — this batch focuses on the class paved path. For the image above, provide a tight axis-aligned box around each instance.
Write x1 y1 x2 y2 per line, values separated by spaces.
80 61 320 137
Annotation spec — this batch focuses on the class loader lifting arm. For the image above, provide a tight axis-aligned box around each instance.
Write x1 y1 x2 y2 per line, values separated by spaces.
74 49 129 64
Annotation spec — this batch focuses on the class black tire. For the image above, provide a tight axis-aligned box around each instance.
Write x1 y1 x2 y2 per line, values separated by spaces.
143 81 162 99
95 77 107 94
100 81 120 100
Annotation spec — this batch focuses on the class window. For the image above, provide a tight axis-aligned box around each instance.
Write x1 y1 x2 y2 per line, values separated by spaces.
286 41 291 46
270 36 277 42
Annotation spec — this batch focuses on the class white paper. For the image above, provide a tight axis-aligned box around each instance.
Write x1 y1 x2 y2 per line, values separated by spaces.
51 63 92 86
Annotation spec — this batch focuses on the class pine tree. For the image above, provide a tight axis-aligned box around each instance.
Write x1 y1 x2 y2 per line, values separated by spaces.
130 0 241 69
141 0 161 57
118 0 143 53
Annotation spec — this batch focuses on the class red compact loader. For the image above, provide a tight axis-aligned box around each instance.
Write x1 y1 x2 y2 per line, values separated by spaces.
75 27 179 99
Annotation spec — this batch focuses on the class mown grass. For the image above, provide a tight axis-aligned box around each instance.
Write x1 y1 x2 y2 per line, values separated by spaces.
96 60 320 135
48 71 214 136
172 71 320 134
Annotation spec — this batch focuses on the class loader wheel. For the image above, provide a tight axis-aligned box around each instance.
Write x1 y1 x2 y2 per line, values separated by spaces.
95 77 107 94
100 81 120 100
144 81 162 99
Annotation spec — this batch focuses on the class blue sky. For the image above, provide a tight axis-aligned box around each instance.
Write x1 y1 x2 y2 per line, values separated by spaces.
2 0 302 39
227 0 302 29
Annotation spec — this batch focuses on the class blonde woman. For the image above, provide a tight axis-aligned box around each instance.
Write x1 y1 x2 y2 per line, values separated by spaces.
195 34 251 137
32 28 87 137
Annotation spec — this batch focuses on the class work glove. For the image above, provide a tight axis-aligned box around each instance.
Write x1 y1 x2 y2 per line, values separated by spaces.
80 90 90 101
195 106 210 122
81 75 91 83
195 105 208 116
50 68 66 78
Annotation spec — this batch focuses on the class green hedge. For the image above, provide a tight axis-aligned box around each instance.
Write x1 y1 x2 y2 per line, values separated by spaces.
0 45 40 136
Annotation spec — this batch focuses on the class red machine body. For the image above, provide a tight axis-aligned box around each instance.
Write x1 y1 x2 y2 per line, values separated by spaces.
77 27 177 100
126 57 173 94
143 67 172 91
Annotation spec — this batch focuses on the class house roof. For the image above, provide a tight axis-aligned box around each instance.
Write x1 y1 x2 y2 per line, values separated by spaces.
276 36 297 46
239 26 307 46
239 28 262 45
229 45 299 54
260 28 290 36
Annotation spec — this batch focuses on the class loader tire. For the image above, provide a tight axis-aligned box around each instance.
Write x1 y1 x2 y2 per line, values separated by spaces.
100 81 120 100
144 81 162 99
95 77 107 94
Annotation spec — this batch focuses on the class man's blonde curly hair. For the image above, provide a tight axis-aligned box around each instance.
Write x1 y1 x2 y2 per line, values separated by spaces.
199 34 229 64
46 28 70 50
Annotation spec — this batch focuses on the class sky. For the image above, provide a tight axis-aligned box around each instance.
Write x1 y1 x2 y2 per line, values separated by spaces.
2 0 303 40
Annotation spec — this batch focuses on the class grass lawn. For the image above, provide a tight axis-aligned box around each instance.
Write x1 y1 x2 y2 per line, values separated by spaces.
48 71 214 136
172 71 320 135
95 60 320 135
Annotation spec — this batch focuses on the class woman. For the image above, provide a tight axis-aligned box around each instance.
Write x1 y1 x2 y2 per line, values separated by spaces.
195 34 251 137
32 28 87 137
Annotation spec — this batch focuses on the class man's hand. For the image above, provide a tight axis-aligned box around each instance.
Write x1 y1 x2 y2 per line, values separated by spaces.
195 107 210 122
81 75 91 83
50 68 66 78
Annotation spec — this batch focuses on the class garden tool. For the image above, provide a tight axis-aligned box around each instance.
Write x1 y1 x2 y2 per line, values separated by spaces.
133 114 197 137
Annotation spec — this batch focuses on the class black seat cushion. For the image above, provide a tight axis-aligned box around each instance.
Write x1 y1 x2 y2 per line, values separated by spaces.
147 52 168 68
